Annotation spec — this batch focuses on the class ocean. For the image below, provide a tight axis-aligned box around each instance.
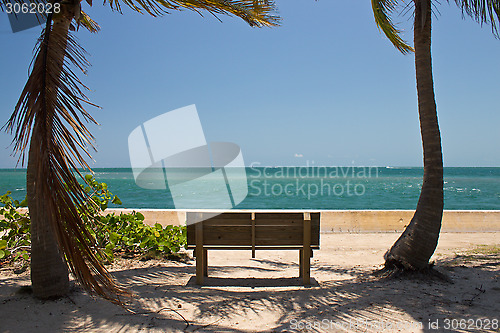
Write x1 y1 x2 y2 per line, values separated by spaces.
0 167 499 210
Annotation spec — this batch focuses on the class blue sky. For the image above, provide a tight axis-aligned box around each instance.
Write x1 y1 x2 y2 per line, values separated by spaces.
1 0 499 168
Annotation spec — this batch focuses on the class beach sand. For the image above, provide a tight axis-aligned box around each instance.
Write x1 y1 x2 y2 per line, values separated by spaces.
1 233 499 332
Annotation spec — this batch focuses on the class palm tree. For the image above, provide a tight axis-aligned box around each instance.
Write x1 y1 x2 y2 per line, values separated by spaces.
371 0 499 271
3 0 279 303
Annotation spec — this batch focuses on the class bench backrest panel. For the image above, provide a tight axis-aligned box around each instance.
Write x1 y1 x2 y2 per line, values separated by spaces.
186 212 320 246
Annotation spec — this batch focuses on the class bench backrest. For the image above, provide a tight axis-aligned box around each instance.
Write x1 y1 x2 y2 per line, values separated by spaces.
186 212 320 247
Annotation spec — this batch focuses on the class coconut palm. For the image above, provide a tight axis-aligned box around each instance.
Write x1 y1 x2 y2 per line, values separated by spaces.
3 0 279 304
371 0 499 270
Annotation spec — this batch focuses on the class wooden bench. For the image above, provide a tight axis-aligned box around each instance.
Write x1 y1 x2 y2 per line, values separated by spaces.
186 211 320 285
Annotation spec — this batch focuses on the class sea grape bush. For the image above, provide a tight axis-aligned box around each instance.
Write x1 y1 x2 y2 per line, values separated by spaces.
0 192 30 262
92 213 186 261
81 174 187 261
82 173 124 213
0 175 186 265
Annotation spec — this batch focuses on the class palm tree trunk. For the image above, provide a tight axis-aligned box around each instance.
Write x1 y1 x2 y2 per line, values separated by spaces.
383 0 444 270
29 5 76 299
28 136 70 298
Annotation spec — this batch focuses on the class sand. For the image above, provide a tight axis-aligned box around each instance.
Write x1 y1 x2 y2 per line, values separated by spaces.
0 233 499 333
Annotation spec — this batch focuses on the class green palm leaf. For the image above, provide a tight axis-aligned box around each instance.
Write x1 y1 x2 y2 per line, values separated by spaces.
372 0 414 54
79 10 101 33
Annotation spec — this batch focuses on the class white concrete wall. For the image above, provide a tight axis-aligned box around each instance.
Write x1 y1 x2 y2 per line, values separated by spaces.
104 209 500 233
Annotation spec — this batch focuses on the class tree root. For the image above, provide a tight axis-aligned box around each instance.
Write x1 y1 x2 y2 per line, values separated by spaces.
372 262 453 283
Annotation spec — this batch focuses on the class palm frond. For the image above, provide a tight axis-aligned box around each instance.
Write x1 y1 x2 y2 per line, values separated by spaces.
450 0 500 37
80 10 101 32
372 0 414 54
104 0 280 27
5 15 129 305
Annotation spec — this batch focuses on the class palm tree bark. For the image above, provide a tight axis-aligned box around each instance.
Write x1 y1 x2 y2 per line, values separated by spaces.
384 0 444 270
28 135 70 298
28 4 77 299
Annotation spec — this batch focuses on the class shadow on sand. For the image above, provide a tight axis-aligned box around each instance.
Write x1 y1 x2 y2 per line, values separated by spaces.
1 252 499 332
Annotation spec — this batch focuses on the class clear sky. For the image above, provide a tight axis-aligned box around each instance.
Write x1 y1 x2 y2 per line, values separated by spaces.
1 1 499 168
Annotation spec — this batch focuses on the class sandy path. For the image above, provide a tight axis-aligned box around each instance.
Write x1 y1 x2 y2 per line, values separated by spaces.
1 233 499 333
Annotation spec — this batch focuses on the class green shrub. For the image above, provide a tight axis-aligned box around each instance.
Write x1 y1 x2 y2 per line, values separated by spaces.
0 192 30 263
0 175 186 266
91 212 186 261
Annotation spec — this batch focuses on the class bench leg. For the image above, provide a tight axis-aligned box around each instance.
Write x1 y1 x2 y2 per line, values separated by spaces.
299 249 303 278
195 222 204 285
195 249 204 285
302 219 311 285
203 248 208 277
302 247 310 285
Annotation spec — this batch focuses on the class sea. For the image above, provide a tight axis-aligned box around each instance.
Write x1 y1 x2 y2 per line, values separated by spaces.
0 167 499 210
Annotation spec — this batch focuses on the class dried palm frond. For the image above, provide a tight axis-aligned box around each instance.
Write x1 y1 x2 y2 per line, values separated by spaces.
79 10 101 33
372 0 414 54
5 13 129 305
450 0 500 38
104 0 280 27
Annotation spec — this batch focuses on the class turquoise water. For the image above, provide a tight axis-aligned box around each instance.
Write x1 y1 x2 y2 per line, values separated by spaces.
0 167 499 210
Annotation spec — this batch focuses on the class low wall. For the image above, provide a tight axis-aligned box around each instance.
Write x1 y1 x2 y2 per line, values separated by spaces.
319 210 500 233
104 209 500 233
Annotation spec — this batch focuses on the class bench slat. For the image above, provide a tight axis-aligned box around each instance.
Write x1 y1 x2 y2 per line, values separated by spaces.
187 215 319 246
187 224 320 246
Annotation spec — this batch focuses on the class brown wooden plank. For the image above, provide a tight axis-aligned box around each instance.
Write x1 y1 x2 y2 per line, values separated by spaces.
188 219 320 246
201 226 252 245
255 239 303 246
255 225 302 234
255 226 302 245
203 225 253 235
188 232 319 246
195 222 204 285
311 213 320 247
254 213 303 226
203 248 208 277
187 225 195 245
203 213 252 226
256 225 319 246
299 249 303 278
255 220 301 226
187 212 319 225
255 213 304 219
204 212 252 220
204 220 252 227
302 219 311 285
251 213 256 258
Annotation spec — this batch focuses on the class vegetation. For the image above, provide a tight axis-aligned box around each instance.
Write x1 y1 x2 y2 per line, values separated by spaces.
0 176 186 268
371 0 500 271
0 193 29 264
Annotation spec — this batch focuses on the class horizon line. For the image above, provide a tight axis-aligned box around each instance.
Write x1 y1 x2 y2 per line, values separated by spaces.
1 165 500 170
